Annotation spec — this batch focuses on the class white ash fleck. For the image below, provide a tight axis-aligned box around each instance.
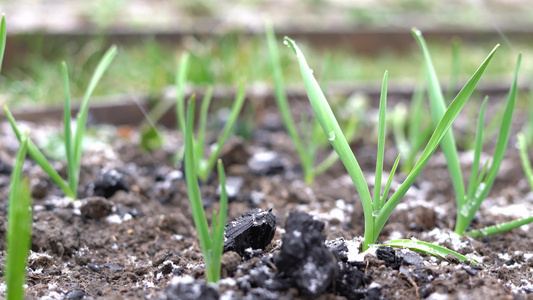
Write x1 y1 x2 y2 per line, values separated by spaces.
220 290 237 300
105 213 132 224
425 292 450 300
503 278 533 294
368 282 381 289
171 234 184 241
387 231 403 240
524 252 533 260
424 228 467 251
498 253 511 261
219 277 236 286
302 260 328 294
292 230 301 238
29 251 53 260
112 243 119 250
106 214 122 224
305 199 352 224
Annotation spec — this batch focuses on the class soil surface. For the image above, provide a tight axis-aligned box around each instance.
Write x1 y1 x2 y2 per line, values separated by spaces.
0 98 532 300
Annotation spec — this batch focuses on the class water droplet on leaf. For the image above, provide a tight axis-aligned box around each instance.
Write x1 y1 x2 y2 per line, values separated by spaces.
328 131 336 141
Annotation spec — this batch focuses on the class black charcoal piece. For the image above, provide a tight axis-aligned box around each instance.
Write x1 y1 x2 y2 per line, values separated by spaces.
274 210 335 296
335 262 373 300
326 238 349 262
376 246 401 269
224 208 276 256
93 169 129 198
399 250 424 266
79 197 113 219
159 276 219 300
248 151 285 175
463 265 482 276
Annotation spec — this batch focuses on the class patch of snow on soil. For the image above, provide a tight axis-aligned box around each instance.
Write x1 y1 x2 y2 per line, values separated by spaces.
387 230 403 240
488 203 533 219
39 292 64 300
346 237 378 262
425 228 484 263
305 199 353 224
426 292 450 300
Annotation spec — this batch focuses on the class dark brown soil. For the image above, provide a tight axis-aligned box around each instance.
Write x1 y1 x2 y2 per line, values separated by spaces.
0 101 532 300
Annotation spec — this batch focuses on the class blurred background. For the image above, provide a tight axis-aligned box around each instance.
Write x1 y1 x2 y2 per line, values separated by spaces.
0 0 531 110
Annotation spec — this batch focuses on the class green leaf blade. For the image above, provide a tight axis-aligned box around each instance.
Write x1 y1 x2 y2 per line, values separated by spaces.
4 106 75 198
376 39 500 239
284 36 374 250
73 45 117 177
184 96 213 281
373 71 388 212
412 28 466 208
6 134 33 300
380 239 477 265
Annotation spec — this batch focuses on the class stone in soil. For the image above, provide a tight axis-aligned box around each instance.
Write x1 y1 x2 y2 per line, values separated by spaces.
273 210 335 296
90 168 129 198
223 208 276 256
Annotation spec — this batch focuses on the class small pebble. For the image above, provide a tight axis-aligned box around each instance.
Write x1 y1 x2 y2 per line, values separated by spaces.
87 263 101 273
65 289 85 300
103 263 123 272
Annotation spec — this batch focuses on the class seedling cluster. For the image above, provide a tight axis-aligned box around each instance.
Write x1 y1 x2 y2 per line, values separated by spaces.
2 13 533 299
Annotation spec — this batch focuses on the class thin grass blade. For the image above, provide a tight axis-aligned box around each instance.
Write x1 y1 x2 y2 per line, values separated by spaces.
6 135 33 300
392 104 409 171
176 53 190 135
518 133 533 190
466 97 488 201
380 239 476 264
61 62 77 194
445 38 461 103
73 46 117 185
4 106 75 198
379 154 401 209
284 37 375 249
199 80 246 181
266 24 312 183
412 28 465 208
196 86 214 163
0 15 6 74
373 71 388 212
184 96 212 268
209 159 229 283
408 76 430 170
455 53 521 234
375 42 500 242
465 216 533 238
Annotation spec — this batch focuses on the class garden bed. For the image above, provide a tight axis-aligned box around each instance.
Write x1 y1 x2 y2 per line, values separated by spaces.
0 92 532 299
